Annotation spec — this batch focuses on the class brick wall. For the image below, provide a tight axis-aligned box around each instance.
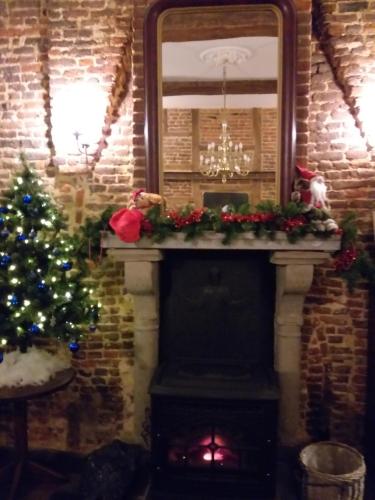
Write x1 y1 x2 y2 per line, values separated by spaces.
302 0 375 444
0 0 374 453
0 0 137 453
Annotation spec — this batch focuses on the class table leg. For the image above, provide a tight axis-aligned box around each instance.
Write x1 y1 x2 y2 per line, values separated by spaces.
14 399 28 461
8 399 28 500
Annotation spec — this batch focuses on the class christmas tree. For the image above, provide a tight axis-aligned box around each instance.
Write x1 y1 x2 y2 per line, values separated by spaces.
0 156 99 360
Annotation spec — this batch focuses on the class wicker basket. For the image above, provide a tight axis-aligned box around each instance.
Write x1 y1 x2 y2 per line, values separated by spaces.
299 441 366 500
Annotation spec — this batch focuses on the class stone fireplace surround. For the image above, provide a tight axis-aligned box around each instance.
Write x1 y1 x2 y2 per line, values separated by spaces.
102 232 341 447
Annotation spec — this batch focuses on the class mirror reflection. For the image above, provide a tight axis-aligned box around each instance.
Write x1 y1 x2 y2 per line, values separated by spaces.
159 6 280 209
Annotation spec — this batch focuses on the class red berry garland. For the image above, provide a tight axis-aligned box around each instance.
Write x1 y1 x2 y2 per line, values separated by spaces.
334 246 358 272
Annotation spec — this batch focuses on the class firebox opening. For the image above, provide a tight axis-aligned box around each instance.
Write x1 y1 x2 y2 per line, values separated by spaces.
149 250 279 499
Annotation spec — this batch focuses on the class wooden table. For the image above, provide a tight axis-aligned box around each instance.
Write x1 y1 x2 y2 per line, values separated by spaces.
0 368 75 500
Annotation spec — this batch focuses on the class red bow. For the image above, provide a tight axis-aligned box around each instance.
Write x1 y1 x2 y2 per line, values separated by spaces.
109 208 144 243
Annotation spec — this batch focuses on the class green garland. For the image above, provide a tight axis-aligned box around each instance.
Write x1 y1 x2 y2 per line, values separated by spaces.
140 201 340 245
80 201 375 291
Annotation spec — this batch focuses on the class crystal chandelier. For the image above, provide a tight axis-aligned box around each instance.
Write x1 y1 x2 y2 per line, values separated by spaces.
199 51 253 184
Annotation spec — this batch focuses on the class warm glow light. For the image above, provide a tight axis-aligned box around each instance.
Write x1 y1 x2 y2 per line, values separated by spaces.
52 80 107 155
358 84 375 147
203 450 224 462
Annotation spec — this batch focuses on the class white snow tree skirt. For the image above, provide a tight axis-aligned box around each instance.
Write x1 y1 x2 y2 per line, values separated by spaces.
0 347 71 388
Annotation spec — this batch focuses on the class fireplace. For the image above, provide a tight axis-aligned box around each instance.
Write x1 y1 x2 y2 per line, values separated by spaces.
102 232 340 495
150 377 278 499
150 250 278 498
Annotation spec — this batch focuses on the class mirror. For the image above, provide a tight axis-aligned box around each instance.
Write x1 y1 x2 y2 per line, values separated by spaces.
144 0 296 208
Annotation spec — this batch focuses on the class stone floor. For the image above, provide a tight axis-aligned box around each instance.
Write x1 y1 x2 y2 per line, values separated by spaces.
0 447 372 500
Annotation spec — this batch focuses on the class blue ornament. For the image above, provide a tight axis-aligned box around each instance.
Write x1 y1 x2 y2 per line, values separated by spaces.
23 194 32 204
0 207 9 214
69 341 80 353
0 254 11 267
0 352 3 363
10 295 18 305
37 282 47 291
0 230 9 239
16 234 26 242
61 261 73 271
89 324 97 332
29 324 40 334
0 218 4 226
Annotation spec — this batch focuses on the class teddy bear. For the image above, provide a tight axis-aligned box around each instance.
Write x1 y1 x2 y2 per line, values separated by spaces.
128 188 166 213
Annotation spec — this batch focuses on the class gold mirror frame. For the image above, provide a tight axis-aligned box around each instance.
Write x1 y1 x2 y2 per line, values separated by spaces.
144 0 296 205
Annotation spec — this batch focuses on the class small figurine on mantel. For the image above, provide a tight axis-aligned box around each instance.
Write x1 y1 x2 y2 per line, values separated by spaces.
109 189 165 243
292 164 330 210
128 189 166 213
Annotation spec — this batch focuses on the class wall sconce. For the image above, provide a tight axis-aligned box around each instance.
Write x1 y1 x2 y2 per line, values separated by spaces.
52 81 107 169
73 131 94 169
358 84 375 149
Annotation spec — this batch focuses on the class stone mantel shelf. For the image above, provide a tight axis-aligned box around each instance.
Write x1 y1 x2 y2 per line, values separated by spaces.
101 231 341 252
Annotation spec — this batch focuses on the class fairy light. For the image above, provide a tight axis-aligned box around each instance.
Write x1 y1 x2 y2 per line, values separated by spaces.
10 278 19 284
1 338 7 346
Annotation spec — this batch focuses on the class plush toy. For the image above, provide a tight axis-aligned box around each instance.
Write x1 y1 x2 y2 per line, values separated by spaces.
292 164 330 210
128 189 166 213
109 190 165 243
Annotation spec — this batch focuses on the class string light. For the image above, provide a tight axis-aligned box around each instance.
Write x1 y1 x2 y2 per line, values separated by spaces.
0 160 100 354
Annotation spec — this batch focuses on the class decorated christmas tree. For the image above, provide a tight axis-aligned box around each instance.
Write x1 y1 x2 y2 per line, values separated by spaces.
0 156 99 361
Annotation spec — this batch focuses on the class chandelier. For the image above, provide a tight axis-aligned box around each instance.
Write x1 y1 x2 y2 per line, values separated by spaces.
199 47 253 184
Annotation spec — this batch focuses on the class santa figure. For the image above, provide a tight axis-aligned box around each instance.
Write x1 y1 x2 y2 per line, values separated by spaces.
292 164 330 210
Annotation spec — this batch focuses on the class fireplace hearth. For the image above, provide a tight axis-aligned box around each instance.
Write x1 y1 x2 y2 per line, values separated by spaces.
149 250 278 499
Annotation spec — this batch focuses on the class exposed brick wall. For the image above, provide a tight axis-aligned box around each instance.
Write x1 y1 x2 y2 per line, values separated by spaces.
1 0 374 453
0 0 136 453
301 0 375 445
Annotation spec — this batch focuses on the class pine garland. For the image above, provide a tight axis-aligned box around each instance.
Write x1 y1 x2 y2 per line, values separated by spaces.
138 201 340 245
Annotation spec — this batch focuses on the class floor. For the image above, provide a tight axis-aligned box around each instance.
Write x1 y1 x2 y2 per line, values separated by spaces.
0 446 372 500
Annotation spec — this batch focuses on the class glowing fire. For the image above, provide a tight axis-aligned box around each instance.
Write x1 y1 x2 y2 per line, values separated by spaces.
203 450 224 461
201 434 226 462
